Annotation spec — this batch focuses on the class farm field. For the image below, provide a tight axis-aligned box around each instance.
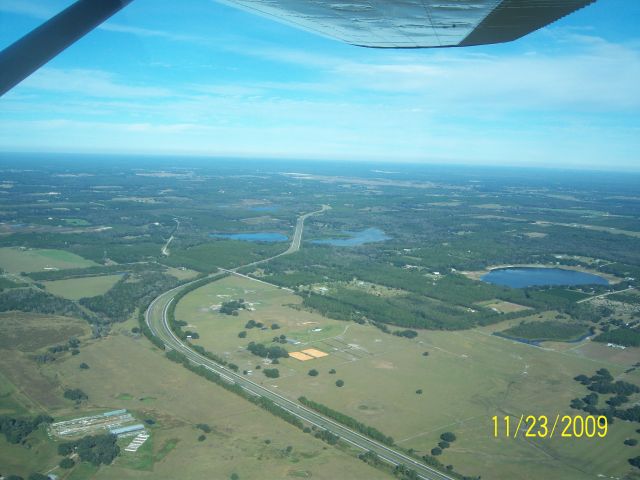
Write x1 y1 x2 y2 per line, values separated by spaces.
0 314 390 480
43 274 123 300
0 311 89 351
179 275 640 480
0 247 97 273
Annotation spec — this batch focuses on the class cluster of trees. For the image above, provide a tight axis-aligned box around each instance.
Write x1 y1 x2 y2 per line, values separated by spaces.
58 433 120 466
313 429 339 445
431 432 457 455
272 334 287 344
298 396 394 445
263 368 280 378
220 299 246 315
570 369 640 423
27 262 161 282
0 288 93 322
244 320 264 329
0 414 52 444
593 326 640 347
497 320 591 343
80 271 177 322
63 388 88 403
246 342 289 359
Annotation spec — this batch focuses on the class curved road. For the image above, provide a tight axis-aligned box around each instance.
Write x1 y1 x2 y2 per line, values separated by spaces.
145 206 453 480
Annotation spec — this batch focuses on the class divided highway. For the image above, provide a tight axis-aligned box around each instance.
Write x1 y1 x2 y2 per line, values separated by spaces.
146 207 453 480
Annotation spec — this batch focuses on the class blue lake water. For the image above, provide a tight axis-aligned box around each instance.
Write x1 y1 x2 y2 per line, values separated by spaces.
481 267 609 288
312 228 390 247
209 232 288 242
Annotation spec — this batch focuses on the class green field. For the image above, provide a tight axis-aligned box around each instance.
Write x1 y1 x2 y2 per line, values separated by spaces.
43 274 123 300
0 313 390 480
0 312 89 351
0 247 97 274
496 320 590 342
178 275 640 480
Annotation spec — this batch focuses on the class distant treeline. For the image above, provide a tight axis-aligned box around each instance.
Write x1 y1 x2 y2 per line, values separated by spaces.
0 288 95 322
27 262 163 281
0 414 53 444
80 272 178 322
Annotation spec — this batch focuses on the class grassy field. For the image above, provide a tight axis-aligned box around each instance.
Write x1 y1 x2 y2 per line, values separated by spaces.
0 247 97 273
43 274 123 300
178 275 640 480
0 312 89 351
475 299 532 314
0 313 390 480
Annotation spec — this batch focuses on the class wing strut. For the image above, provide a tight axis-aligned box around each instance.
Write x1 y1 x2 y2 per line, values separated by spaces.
0 0 134 97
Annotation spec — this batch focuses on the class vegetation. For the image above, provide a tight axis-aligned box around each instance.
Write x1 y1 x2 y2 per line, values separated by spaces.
496 320 590 342
298 396 394 445
246 342 289 359
263 368 280 378
0 414 52 444
593 326 640 347
63 388 88 403
219 299 246 315
58 434 120 465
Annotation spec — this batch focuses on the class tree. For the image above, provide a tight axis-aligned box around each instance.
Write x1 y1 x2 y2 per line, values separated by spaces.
431 447 442 456
308 369 319 377
79 362 89 370
440 432 456 442
329 368 336 374
263 368 280 378
28 474 48 480
238 331 247 338
59 458 75 469
422 351 429 356
198 434 206 442
416 389 423 395
197 423 212 433
438 441 450 449
335 380 344 387
64 388 88 403
624 438 638 446
131 326 141 334
271 323 280 330
231 473 240 480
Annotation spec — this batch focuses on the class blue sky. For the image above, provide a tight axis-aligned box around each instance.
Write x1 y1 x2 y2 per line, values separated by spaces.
0 0 638 170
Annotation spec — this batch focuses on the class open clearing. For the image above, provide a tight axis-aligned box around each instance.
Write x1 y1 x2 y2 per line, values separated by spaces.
475 299 531 314
0 247 97 273
179 275 640 480
43 274 122 300
0 314 389 480
0 312 89 351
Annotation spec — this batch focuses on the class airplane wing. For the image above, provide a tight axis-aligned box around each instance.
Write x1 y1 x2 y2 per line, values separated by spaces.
0 0 596 97
217 0 596 48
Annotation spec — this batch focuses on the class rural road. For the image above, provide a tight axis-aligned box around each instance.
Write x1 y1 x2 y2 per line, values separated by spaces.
145 205 454 480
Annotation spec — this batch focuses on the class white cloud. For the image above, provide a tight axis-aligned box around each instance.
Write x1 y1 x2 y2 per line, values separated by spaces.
18 68 172 98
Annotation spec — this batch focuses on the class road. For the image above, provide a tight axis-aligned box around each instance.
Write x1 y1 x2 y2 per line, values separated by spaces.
145 206 453 480
577 286 634 304
161 219 179 256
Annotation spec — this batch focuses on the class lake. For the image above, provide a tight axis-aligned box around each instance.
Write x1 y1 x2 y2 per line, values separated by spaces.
209 232 288 242
481 267 609 288
312 228 390 246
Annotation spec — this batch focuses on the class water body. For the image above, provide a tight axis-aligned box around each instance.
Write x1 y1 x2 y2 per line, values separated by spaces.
209 232 288 242
312 228 390 247
481 267 609 288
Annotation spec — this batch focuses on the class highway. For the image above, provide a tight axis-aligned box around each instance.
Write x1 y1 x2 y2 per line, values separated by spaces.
145 206 453 480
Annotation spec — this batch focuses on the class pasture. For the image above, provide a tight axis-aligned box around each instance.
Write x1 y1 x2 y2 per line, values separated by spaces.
43 274 122 300
0 247 96 273
0 314 388 480
178 275 640 480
